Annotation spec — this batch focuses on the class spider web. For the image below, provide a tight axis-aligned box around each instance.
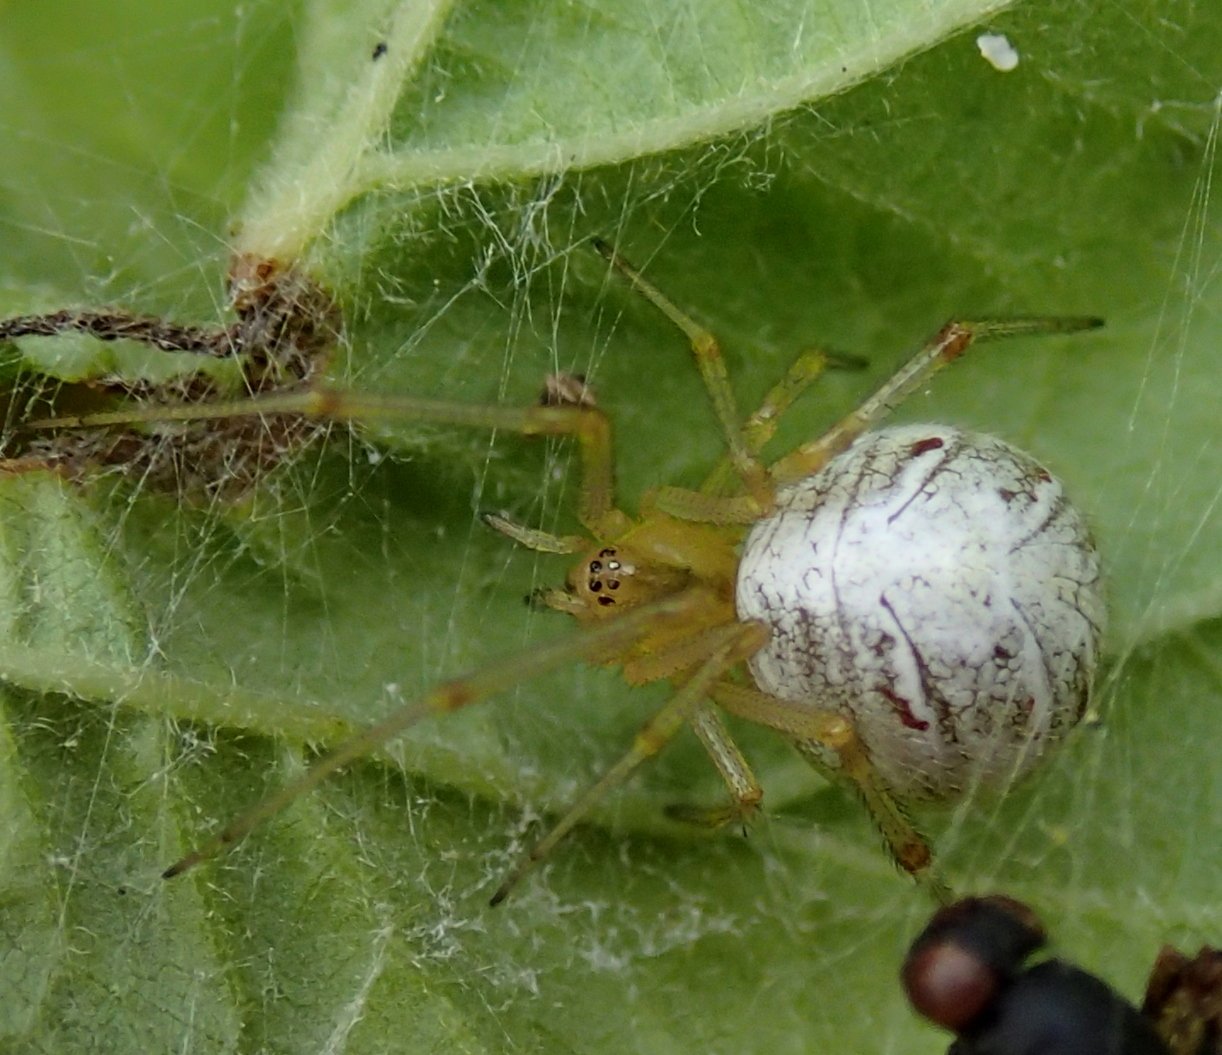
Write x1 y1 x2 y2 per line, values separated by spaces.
0 2 1218 1053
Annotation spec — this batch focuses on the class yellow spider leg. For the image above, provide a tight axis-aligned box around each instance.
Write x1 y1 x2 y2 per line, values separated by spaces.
710 681 952 903
162 589 709 880
26 386 630 538
664 705 764 830
479 512 586 554
489 618 769 905
768 316 1102 486
700 347 859 496
643 486 763 526
593 239 774 511
646 315 1103 524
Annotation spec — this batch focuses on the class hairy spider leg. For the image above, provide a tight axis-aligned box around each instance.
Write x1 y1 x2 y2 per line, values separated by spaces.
768 315 1104 487
661 705 765 830
479 511 586 555
712 681 952 902
699 345 863 498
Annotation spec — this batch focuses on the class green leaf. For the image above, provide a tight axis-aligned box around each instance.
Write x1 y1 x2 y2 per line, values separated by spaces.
1 1 1219 1053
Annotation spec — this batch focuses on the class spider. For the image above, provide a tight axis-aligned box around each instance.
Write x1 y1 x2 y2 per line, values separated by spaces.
7 240 1105 904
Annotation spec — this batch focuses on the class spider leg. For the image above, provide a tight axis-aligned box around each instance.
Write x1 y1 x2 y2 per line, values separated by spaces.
711 681 953 903
642 485 764 526
479 511 586 554
488 617 769 905
700 346 865 497
664 705 764 831
593 239 773 510
645 315 1103 525
24 386 631 538
768 316 1102 486
162 589 711 880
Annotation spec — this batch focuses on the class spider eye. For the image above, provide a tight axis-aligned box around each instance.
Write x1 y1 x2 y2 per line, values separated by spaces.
567 544 652 616
585 549 625 602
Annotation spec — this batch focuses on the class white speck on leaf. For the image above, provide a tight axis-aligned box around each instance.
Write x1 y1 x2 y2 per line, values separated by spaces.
977 33 1020 72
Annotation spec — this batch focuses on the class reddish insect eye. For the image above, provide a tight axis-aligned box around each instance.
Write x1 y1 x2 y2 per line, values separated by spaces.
902 896 1045 1032
902 938 1002 1032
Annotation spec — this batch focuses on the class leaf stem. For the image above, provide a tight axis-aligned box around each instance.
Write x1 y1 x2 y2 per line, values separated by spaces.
237 0 459 261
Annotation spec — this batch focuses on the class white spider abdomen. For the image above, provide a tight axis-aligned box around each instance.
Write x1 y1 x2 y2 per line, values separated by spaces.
736 424 1104 801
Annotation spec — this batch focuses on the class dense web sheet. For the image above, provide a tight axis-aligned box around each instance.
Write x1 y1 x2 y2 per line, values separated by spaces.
0 2 1218 1053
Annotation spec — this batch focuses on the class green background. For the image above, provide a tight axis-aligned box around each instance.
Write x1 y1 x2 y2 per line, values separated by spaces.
0 1 1218 1051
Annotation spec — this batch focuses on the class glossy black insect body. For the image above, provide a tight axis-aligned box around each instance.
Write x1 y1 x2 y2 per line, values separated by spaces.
948 959 1169 1055
902 896 1187 1055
